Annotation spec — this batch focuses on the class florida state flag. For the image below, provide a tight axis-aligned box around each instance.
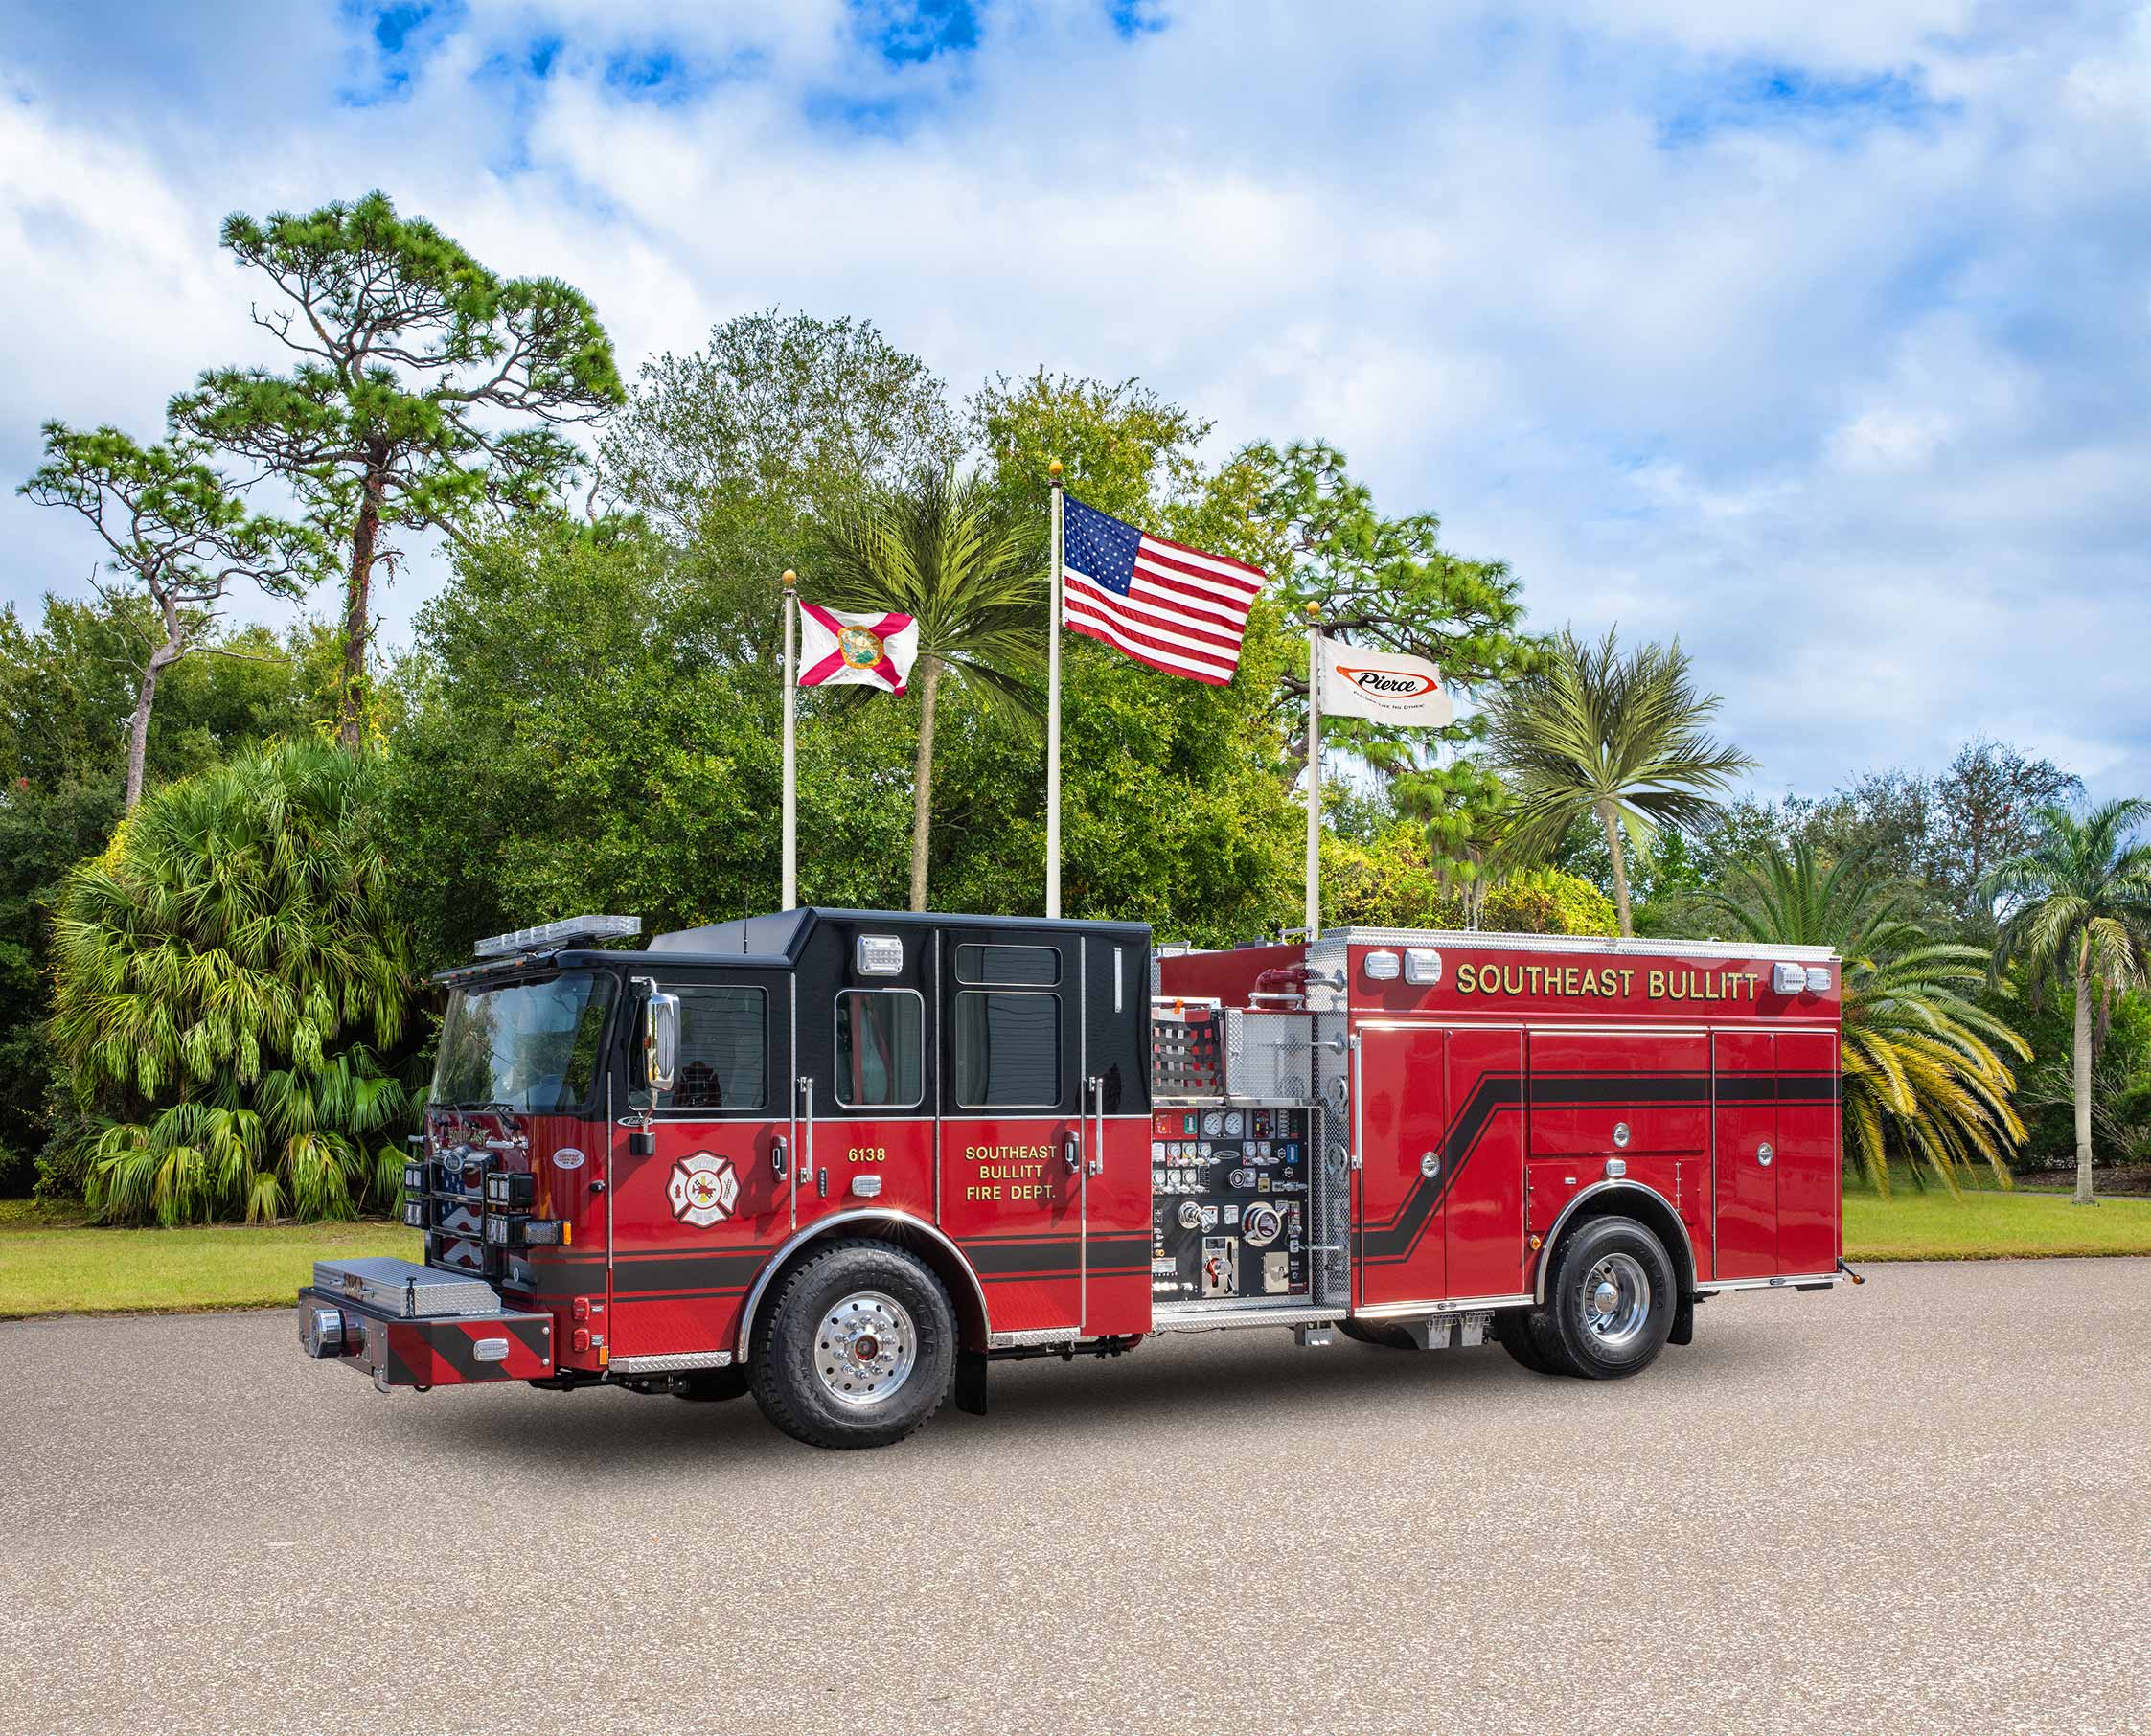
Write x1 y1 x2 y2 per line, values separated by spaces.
797 605 920 695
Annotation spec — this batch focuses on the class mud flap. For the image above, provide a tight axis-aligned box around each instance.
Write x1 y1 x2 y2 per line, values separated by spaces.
954 1350 990 1416
1670 1292 1696 1347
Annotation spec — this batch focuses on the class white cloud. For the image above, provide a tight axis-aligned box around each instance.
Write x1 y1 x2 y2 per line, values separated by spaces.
0 0 2147 807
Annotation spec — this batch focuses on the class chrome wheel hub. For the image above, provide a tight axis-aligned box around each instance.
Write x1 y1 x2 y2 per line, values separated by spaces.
815 1291 917 1406
1581 1252 1651 1348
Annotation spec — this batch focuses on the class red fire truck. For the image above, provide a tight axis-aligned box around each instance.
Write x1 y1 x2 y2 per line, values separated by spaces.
298 908 1855 1449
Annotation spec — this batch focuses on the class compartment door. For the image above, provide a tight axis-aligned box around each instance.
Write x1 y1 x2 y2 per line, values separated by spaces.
1355 1024 1447 1309
1773 1030 1840 1277
1446 1028 1526 1300
1712 1031 1776 1280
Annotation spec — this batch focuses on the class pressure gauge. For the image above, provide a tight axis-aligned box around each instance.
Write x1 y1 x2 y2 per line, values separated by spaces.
1201 1111 1224 1137
1224 1110 1246 1137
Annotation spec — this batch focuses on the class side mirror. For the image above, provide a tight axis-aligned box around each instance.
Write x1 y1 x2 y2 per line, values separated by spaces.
644 992 680 1095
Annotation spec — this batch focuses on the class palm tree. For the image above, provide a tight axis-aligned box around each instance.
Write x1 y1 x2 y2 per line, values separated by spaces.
812 468 1043 910
1984 800 2151 1205
1702 839 2027 1195
1484 627 1754 935
50 740 415 1223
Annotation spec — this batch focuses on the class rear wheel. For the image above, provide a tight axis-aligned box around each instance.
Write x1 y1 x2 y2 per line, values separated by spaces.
1493 1308 1557 1374
749 1240 955 1449
1541 1216 1675 1380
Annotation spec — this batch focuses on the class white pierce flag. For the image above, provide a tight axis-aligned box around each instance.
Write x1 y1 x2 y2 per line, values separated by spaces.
1316 637 1454 727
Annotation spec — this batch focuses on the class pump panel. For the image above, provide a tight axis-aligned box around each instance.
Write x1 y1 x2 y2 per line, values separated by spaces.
1149 1106 1311 1304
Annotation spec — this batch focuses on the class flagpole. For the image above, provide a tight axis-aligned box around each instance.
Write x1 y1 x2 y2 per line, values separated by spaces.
781 569 797 911
1304 602 1322 937
1046 459 1064 920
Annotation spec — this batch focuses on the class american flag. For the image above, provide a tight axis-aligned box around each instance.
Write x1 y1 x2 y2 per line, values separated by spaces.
1061 493 1265 685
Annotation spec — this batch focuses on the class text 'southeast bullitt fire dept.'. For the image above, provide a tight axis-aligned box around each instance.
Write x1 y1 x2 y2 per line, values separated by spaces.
298 909 1855 1449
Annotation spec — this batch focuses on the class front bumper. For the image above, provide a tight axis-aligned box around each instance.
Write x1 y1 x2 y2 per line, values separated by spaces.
298 1283 555 1391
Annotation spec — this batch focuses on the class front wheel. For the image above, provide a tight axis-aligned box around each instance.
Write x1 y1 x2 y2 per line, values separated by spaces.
749 1240 955 1449
1540 1216 1676 1380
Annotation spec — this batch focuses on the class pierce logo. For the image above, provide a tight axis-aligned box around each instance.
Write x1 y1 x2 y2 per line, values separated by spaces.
1336 665 1440 698
667 1153 739 1227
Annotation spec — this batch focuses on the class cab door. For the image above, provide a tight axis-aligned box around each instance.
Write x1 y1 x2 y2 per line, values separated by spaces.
609 968 792 1360
940 930 1085 1336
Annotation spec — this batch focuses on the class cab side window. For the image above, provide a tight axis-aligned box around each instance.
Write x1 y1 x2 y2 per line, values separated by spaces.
953 992 1061 1108
657 985 767 1112
836 990 925 1108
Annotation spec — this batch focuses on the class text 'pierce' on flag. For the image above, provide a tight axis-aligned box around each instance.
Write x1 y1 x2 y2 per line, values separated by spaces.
1316 635 1455 728
1061 494 1264 686
797 604 919 694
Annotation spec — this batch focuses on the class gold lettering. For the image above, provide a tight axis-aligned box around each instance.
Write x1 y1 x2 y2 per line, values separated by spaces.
1504 966 1524 994
1620 969 1636 997
1480 968 1500 996
1458 963 1477 994
1526 965 1544 994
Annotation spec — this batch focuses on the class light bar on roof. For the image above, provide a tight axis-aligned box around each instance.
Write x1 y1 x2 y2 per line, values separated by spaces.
472 915 641 958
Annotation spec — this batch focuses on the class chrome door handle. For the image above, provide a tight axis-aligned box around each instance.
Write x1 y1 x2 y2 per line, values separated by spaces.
1087 1076 1105 1176
1064 1139 1080 1174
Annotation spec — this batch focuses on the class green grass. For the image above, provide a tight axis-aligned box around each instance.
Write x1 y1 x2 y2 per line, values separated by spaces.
1844 1176 2151 1261
5 1170 2149 1318
0 1206 420 1318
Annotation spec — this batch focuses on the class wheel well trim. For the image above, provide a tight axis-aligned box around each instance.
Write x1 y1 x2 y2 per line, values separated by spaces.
734 1209 991 1363
1532 1179 1697 1305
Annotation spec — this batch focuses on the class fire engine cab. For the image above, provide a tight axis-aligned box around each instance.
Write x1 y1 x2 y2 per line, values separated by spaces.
299 908 1854 1449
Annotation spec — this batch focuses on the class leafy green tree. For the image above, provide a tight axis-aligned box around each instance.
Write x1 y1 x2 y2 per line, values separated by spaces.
49 741 415 1222
602 310 958 658
1320 825 1615 936
171 190 624 748
385 518 922 969
812 468 1043 910
1986 800 2151 1204
19 423 318 809
1486 627 1755 936
1703 839 2027 1194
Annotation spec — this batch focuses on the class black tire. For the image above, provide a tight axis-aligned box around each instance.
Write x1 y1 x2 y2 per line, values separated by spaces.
748 1239 955 1450
1493 1307 1559 1374
1540 1215 1676 1380
672 1365 751 1403
1339 1320 1419 1350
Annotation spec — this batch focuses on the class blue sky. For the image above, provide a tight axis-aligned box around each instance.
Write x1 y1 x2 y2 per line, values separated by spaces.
3 0 2148 803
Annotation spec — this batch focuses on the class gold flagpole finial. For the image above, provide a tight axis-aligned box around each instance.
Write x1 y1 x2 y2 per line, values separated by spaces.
1047 458 1063 481
782 569 796 589
1306 602 1320 621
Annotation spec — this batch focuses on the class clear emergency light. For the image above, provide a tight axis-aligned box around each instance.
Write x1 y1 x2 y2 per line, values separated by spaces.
472 915 642 957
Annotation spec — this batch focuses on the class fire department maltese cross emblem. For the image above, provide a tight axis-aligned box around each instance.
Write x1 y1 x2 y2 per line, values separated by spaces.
667 1152 739 1227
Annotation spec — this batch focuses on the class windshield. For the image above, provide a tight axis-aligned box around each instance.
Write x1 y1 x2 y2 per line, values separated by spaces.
431 971 617 1112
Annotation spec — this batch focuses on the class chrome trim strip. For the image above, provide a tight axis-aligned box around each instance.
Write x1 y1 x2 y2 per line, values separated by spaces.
734 1208 993 1363
610 1349 734 1373
1352 1292 1532 1320
1151 1303 1338 1333
989 1326 1080 1348
1532 1178 1700 1304
1694 1271 1845 1295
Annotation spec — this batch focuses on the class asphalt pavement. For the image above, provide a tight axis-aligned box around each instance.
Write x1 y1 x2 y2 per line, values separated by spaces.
3 1259 2147 1736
